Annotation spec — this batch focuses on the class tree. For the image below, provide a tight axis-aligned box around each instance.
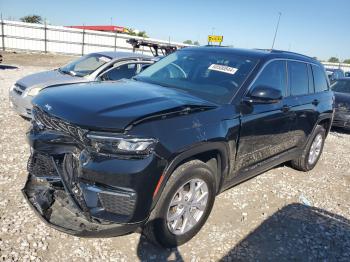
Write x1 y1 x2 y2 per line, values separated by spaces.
126 28 137 36
328 57 339 63
343 59 350 64
183 40 193 45
20 15 43 24
193 41 200 46
137 31 148 38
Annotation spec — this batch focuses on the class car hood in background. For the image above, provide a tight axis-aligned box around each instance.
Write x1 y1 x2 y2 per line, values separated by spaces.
32 80 218 131
17 69 87 90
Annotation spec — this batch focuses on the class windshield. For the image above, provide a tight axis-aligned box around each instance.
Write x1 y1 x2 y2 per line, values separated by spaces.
59 53 112 77
135 50 258 104
331 80 350 93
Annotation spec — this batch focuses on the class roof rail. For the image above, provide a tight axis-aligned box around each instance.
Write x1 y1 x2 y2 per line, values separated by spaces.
273 50 313 59
254 48 314 60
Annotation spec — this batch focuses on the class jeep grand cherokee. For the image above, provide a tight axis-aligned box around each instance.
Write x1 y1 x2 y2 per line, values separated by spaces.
23 47 334 247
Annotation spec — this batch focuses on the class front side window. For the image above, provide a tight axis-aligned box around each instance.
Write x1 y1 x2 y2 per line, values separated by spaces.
250 60 287 96
59 54 111 77
101 63 138 81
312 65 329 92
331 80 350 93
288 61 309 96
135 50 258 104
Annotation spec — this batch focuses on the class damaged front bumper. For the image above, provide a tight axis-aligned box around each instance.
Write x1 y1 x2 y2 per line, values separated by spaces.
23 127 164 237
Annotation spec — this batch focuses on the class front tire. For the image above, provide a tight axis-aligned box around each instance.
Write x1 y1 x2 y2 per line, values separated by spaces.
291 125 326 171
143 160 216 248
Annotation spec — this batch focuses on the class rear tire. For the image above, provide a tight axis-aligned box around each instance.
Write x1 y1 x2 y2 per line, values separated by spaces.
142 160 216 248
291 125 326 171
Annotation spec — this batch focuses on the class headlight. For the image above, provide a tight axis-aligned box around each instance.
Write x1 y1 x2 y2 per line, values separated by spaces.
87 132 157 155
26 86 44 97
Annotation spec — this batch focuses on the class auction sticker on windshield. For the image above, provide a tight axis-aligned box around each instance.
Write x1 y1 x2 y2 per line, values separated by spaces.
208 64 238 75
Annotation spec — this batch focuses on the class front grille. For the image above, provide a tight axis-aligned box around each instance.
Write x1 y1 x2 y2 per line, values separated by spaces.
14 88 22 95
15 83 27 91
28 153 57 177
98 192 136 216
32 106 86 143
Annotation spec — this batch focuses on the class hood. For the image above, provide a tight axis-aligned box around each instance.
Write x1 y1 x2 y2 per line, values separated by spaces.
32 80 217 131
17 69 86 90
334 92 350 106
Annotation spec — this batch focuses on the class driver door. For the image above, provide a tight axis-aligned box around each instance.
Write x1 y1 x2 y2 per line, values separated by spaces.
236 60 296 171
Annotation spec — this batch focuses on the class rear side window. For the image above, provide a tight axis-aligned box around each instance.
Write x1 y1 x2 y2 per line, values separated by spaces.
251 60 287 96
312 65 329 92
288 61 309 96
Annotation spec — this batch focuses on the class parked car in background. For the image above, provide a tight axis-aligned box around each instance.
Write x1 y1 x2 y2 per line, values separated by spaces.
331 78 350 130
24 47 333 248
326 68 345 83
9 51 156 119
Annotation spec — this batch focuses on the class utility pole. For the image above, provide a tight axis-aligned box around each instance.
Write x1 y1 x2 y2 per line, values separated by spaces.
271 12 282 50
1 13 5 51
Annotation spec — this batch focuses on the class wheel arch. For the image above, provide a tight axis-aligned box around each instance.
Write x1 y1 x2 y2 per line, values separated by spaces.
151 142 230 209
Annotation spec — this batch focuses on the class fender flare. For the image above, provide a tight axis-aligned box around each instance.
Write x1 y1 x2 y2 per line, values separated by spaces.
151 141 231 209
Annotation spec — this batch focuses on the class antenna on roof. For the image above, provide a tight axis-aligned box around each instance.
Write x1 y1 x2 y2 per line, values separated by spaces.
271 12 282 49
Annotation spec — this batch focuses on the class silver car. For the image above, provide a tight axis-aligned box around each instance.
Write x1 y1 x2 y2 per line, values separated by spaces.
9 51 155 119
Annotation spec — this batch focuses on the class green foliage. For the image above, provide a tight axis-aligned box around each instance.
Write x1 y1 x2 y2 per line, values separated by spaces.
20 15 43 24
183 40 193 45
328 57 339 63
183 40 200 45
137 31 148 38
126 28 137 36
343 59 350 64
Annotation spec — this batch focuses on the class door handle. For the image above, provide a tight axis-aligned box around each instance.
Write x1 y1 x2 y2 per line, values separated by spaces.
312 99 320 106
281 105 290 112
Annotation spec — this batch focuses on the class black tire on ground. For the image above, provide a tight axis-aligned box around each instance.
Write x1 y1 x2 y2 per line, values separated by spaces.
291 125 326 171
142 160 216 248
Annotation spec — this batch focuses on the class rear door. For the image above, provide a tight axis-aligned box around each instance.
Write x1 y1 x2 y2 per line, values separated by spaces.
284 61 318 148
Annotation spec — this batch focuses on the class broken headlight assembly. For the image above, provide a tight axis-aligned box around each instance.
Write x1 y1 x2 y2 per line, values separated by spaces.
87 132 157 156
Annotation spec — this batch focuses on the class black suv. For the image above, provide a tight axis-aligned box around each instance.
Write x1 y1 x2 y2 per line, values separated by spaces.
24 47 334 247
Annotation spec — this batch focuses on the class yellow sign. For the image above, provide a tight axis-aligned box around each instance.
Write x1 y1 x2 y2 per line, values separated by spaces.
208 35 223 43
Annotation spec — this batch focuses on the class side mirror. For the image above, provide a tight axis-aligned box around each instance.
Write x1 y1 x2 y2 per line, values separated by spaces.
246 85 282 104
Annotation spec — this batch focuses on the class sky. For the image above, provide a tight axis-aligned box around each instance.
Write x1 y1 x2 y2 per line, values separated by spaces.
0 0 349 60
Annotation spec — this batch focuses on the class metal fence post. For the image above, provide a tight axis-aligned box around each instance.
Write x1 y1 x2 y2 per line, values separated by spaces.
114 31 117 52
44 21 47 53
81 29 85 56
1 15 5 51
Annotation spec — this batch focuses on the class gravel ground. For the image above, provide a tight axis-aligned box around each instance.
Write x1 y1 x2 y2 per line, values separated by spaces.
0 53 350 261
